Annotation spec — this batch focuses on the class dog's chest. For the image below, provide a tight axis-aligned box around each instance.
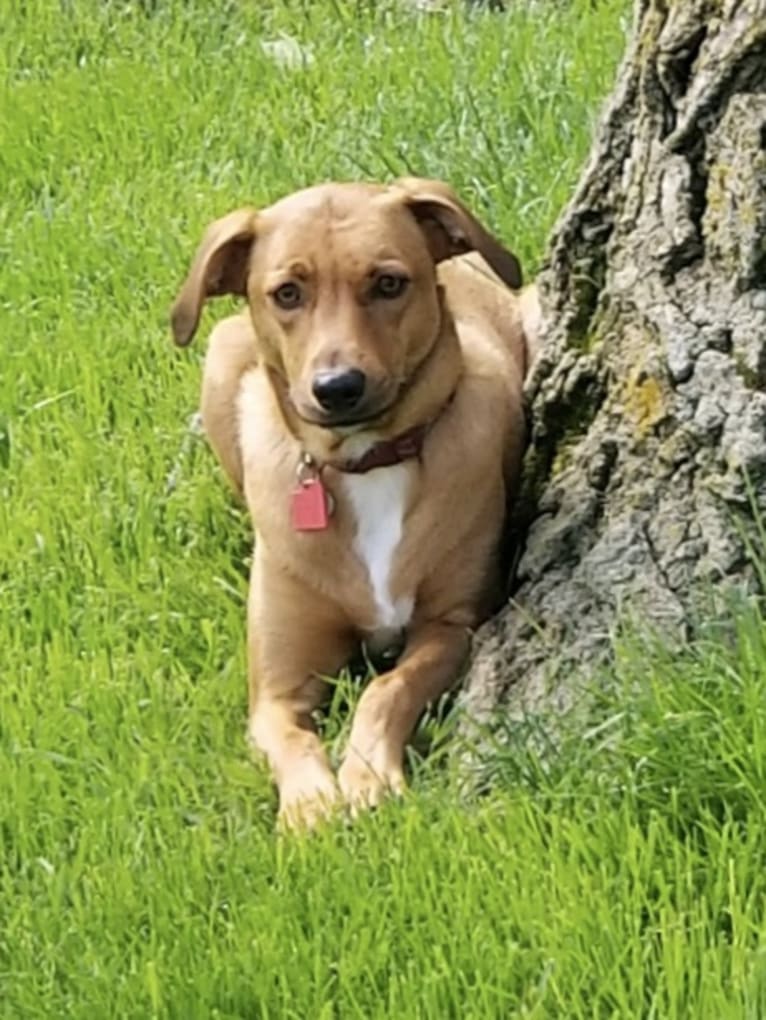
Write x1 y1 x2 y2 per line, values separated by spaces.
341 465 414 631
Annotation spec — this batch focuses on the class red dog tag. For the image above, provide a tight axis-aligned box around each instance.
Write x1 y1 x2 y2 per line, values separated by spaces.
291 477 330 531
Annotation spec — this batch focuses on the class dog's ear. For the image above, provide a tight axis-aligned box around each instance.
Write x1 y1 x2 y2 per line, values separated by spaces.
170 208 257 347
394 177 522 290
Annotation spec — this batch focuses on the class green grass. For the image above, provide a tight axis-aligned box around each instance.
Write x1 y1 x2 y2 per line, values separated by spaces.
4 0 766 1016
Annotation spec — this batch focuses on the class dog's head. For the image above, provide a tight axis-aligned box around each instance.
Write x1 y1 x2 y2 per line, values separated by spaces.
171 179 521 428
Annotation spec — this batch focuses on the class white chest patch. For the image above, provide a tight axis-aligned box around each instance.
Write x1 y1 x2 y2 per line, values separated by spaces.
342 464 414 630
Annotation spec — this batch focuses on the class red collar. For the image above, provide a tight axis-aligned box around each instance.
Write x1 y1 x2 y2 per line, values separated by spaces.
335 422 429 474
290 426 428 531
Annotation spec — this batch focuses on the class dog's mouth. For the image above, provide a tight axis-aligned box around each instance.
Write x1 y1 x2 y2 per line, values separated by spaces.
294 402 396 431
290 388 401 432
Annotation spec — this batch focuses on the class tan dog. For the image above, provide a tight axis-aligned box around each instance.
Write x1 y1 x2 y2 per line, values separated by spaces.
171 178 539 828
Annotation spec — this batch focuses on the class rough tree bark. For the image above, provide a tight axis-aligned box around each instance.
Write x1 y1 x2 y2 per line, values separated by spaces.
462 0 766 723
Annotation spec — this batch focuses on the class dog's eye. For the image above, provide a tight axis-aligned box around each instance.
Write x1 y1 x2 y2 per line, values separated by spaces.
272 282 303 310
373 274 409 300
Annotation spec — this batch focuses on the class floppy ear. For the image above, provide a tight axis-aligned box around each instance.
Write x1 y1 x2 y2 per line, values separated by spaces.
394 177 522 289
170 208 257 347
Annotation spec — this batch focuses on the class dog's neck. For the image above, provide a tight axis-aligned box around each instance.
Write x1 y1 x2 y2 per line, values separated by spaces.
269 309 464 471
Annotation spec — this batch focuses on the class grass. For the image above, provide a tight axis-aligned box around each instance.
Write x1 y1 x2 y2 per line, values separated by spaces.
3 0 765 1016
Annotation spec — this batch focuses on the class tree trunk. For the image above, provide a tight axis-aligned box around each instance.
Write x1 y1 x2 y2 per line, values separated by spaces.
462 0 766 724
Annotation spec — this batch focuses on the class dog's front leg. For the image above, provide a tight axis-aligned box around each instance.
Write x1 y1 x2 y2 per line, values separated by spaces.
338 620 470 812
248 550 354 830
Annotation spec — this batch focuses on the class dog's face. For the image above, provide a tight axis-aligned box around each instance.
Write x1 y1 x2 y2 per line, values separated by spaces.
171 179 521 429
249 186 449 427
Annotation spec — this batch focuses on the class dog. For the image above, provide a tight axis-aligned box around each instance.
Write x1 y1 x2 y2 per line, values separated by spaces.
170 178 539 828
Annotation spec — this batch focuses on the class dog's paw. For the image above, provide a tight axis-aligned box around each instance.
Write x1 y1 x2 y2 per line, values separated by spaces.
337 754 406 816
277 774 340 833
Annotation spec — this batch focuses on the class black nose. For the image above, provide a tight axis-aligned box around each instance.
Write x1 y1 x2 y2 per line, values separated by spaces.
312 369 367 414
